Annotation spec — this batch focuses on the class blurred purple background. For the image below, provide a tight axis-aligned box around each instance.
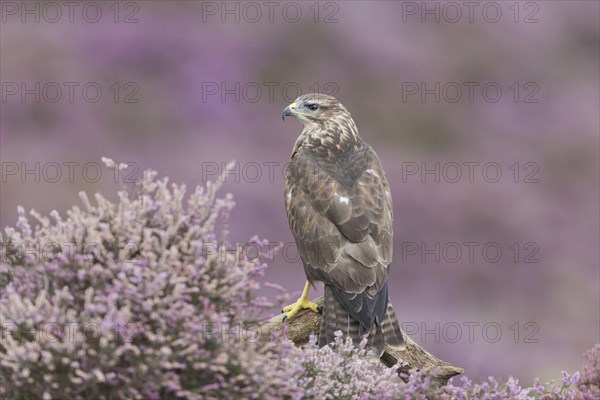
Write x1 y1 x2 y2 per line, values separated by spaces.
1 1 598 384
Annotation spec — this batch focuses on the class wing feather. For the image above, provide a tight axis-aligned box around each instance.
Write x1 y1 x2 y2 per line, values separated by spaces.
285 142 393 295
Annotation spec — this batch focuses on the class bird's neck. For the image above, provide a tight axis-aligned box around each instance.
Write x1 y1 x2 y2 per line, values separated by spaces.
304 117 361 152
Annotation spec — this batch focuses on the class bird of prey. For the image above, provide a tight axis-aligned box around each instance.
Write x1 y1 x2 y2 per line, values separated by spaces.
281 93 404 357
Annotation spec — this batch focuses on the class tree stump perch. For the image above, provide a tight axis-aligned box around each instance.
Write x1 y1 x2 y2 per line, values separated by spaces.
261 296 463 385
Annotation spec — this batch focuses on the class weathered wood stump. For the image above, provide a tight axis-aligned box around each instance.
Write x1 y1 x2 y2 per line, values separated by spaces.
260 296 463 385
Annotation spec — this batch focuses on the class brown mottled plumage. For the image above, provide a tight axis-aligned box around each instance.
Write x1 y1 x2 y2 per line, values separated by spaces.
282 93 404 357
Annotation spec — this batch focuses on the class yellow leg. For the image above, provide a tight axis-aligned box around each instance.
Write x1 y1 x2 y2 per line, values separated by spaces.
282 281 319 320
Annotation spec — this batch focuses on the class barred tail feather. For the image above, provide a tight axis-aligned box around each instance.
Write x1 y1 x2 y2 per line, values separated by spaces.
382 300 405 351
318 285 405 357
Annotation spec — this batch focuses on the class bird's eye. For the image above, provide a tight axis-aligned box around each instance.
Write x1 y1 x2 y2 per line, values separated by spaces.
306 103 319 111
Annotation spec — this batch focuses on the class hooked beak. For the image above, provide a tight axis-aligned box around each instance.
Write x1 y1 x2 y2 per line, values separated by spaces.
282 102 298 120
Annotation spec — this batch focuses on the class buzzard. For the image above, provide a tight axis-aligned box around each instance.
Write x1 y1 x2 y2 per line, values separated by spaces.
281 93 404 356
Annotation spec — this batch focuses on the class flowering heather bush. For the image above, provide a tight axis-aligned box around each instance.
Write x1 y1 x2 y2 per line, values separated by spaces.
577 344 600 400
0 161 301 399
1 162 598 399
441 344 598 400
296 338 600 400
297 332 423 399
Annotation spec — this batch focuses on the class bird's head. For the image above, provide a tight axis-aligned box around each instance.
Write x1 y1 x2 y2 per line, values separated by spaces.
282 93 350 127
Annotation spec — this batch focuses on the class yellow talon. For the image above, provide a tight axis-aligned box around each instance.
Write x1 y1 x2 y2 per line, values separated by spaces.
283 281 319 320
